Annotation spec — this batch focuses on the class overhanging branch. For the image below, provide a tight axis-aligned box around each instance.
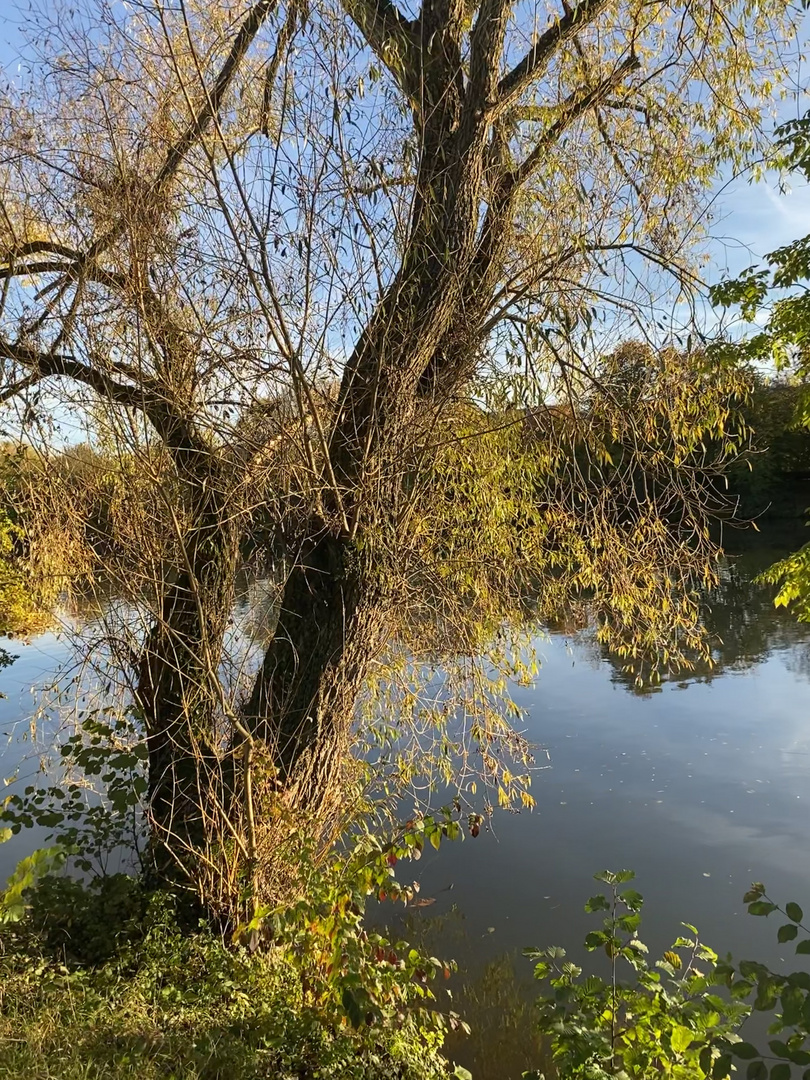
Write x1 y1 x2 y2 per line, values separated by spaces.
4 0 281 286
0 370 43 405
508 53 639 189
0 339 161 413
0 338 212 456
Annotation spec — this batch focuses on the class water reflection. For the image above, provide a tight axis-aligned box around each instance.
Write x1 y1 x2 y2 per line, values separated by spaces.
3 534 810 1078
378 537 810 1079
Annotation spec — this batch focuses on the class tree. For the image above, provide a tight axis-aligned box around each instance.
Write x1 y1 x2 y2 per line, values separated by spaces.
0 0 798 910
712 107 810 622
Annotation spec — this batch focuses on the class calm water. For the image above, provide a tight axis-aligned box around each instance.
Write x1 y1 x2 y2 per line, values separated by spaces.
2 538 810 1076
382 540 810 1076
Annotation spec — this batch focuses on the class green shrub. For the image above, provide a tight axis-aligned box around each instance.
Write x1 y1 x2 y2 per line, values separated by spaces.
526 872 810 1080
0 879 460 1080
26 873 147 966
526 870 748 1080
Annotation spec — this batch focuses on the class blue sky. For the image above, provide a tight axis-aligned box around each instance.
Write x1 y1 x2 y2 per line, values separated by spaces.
708 169 810 285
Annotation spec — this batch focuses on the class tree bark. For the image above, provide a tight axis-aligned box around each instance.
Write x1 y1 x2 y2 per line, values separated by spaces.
244 530 387 809
136 459 239 882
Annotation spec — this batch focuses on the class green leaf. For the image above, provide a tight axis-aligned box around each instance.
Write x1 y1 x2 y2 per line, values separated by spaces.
778 924 799 943
740 961 770 979
787 903 804 923
584 894 610 913
780 986 804 1026
453 1069 473 1080
747 1062 767 1080
796 939 810 954
672 1026 694 1053
584 931 607 950
621 889 644 911
713 1051 733 1079
616 912 641 932
770 1065 791 1080
748 902 778 917
0 844 68 924
734 1044 761 1060
340 987 363 1029
755 978 782 1012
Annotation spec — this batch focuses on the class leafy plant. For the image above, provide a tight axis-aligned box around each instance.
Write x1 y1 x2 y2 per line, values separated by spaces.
236 810 468 1039
710 883 810 1079
0 881 457 1080
26 872 147 965
0 829 69 925
525 870 749 1080
1 706 148 876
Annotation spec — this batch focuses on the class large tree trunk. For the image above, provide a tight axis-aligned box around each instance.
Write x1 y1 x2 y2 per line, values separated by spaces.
136 467 239 884
244 530 388 810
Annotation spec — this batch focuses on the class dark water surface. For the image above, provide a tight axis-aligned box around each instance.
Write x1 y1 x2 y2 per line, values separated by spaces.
381 541 810 1077
2 538 810 1077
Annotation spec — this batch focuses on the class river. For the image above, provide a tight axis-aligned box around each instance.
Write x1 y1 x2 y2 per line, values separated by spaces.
2 532 810 1077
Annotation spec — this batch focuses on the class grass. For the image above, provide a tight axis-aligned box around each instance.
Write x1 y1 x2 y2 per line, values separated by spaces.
0 894 452 1080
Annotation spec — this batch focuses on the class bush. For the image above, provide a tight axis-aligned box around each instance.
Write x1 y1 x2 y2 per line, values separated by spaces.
26 873 147 966
0 878 460 1080
0 808 479 1080
526 872 810 1080
526 870 747 1080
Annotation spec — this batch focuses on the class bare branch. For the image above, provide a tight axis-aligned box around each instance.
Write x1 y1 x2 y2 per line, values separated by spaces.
0 339 157 412
260 1 303 136
155 0 280 191
0 369 43 405
0 340 204 460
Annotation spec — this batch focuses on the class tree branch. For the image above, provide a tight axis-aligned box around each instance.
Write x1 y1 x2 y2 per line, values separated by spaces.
466 0 511 112
340 0 419 100
508 54 639 189
0 370 43 405
10 0 281 286
416 56 639 396
496 0 612 110
0 241 84 270
156 0 280 191
0 339 161 413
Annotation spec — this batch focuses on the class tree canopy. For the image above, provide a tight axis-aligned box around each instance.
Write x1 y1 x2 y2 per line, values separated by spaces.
0 0 802 911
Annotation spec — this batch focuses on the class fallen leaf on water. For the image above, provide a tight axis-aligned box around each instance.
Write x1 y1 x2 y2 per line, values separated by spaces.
409 897 436 908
